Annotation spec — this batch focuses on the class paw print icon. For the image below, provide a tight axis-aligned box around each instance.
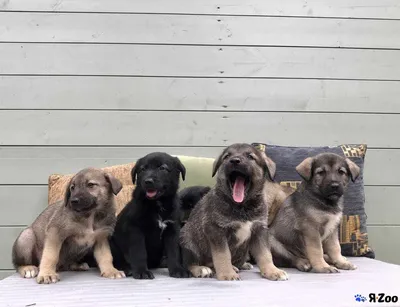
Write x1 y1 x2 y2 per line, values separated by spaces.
354 294 367 302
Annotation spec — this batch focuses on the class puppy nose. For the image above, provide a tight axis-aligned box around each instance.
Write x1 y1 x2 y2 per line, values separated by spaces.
330 182 340 189
70 197 79 205
230 157 241 164
145 178 154 185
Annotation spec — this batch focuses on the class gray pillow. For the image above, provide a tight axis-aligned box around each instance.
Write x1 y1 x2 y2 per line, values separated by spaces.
252 143 374 258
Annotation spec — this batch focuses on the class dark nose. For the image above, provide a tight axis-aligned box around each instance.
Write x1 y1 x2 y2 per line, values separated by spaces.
230 157 241 164
330 182 340 190
70 197 79 205
145 178 154 185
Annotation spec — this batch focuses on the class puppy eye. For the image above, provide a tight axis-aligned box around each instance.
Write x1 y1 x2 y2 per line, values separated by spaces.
338 168 347 175
223 153 231 160
70 185 75 191
87 182 96 188
316 170 325 175
139 166 146 173
247 153 255 160
159 165 168 171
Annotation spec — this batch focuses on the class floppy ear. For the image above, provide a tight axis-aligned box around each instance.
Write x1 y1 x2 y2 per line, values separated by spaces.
259 151 276 181
175 157 186 181
345 158 360 182
130 163 139 185
64 178 72 207
296 157 314 181
212 150 226 178
104 173 123 195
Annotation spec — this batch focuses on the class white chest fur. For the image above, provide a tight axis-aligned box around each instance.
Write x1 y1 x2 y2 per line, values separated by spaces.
74 229 97 246
235 221 253 246
158 216 174 232
72 216 107 247
321 213 342 241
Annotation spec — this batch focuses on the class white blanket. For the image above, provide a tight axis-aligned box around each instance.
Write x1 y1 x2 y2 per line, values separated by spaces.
1 258 399 307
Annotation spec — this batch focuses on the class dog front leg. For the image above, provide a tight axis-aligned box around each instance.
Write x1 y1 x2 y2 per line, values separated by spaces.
94 235 126 279
124 227 154 279
163 224 191 278
303 229 339 273
323 232 357 270
209 237 239 281
250 229 288 281
36 229 63 284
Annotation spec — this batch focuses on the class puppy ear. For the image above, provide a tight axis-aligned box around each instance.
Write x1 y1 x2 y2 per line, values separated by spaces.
296 157 314 181
175 157 186 181
259 151 276 181
130 162 139 185
64 178 72 207
345 158 360 182
212 150 225 178
104 173 123 195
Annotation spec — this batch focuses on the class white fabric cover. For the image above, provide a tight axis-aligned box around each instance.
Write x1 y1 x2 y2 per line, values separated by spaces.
1 258 399 307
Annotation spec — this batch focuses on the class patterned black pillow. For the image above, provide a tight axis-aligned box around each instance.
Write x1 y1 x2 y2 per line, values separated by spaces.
252 143 374 258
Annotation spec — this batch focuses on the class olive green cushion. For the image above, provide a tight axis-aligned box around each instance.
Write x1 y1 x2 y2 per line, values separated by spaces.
176 155 215 189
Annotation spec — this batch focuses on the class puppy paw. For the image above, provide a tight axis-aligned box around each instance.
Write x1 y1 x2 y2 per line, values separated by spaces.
232 265 239 273
311 265 340 273
70 262 90 271
132 270 154 280
36 271 60 284
261 267 289 281
295 259 312 272
101 267 126 279
216 269 241 281
18 265 39 279
240 262 254 270
334 261 357 271
190 266 213 278
169 267 192 278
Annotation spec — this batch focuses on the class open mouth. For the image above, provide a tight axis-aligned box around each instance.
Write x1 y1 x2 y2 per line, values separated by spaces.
229 171 250 204
145 189 159 199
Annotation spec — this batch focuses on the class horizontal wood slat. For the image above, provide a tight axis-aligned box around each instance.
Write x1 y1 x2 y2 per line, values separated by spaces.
0 186 47 225
1 13 400 49
0 226 24 269
0 111 397 147
368 226 400 265
1 44 400 80
1 77 400 113
1 0 400 19
0 270 14 280
365 187 400 225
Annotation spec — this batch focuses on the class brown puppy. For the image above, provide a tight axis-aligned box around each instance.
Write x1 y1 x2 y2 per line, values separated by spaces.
12 167 125 284
180 143 288 281
269 153 360 273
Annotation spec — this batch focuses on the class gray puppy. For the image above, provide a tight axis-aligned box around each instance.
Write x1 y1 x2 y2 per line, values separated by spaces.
180 143 288 281
269 153 360 273
12 168 125 284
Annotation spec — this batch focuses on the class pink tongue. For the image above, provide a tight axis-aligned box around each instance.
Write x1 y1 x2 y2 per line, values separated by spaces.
146 190 157 198
232 177 245 203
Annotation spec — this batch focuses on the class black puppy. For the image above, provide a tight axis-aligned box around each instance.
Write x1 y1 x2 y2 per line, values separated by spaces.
178 186 211 226
110 152 191 279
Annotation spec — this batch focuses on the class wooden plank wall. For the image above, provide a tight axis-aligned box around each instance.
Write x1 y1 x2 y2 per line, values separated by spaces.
0 0 399 278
